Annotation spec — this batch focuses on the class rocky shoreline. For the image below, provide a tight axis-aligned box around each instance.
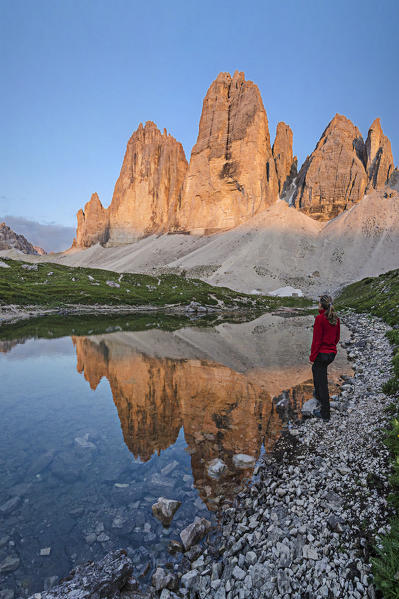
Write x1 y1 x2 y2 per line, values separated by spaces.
15 312 394 599
0 301 222 328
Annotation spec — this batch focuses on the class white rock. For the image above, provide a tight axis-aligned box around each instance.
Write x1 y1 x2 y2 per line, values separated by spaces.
232 454 256 469
207 458 227 479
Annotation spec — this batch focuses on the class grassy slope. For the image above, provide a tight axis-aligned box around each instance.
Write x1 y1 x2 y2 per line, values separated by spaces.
337 269 399 598
0 258 310 311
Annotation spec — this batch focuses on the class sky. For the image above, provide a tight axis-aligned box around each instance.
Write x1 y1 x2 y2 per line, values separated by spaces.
1 0 398 251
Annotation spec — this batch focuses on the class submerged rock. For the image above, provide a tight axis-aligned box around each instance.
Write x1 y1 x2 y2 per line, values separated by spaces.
0 555 20 573
152 567 175 591
0 496 21 515
152 497 181 527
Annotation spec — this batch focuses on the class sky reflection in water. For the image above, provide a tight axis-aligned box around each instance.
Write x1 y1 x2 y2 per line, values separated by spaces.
0 313 350 595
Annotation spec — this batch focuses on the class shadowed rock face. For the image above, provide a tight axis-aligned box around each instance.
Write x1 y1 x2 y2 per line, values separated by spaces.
272 122 297 198
293 114 369 221
175 71 279 233
366 118 395 189
73 193 109 248
0 222 39 255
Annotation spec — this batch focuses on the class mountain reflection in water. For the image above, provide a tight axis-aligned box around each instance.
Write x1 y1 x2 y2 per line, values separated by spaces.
72 314 349 508
0 313 352 595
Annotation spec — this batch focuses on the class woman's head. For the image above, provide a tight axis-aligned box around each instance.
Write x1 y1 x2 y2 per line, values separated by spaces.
319 294 338 325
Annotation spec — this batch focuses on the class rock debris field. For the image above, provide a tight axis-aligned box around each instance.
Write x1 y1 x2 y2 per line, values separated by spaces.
23 312 394 599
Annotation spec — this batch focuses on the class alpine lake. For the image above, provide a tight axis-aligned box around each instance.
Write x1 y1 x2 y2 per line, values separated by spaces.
0 309 352 596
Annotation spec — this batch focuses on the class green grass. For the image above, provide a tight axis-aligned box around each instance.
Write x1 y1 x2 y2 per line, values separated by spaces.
336 268 399 326
0 257 311 312
371 413 399 599
337 268 399 598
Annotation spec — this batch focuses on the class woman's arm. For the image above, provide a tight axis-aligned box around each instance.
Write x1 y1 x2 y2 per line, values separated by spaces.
309 315 323 362
335 318 341 345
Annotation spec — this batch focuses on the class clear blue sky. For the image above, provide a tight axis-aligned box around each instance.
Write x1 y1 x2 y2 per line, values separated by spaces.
1 0 398 248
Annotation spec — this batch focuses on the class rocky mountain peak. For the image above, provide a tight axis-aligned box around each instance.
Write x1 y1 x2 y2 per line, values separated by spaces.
366 118 394 188
0 222 39 255
175 71 278 233
72 74 396 246
73 193 109 248
106 121 188 244
272 122 297 198
293 113 369 220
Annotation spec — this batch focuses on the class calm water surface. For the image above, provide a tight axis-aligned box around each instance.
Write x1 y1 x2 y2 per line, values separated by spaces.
0 313 350 595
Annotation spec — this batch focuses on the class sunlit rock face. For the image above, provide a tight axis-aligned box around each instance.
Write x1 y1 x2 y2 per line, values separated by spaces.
72 73 397 246
366 118 395 189
73 337 182 460
72 334 315 507
107 122 188 244
272 122 297 199
175 71 279 234
73 193 109 248
73 122 188 248
293 114 368 221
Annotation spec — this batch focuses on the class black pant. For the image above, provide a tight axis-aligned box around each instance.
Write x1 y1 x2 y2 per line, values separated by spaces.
312 352 335 419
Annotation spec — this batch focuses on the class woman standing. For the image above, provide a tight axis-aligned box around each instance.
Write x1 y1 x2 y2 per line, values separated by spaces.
309 294 340 421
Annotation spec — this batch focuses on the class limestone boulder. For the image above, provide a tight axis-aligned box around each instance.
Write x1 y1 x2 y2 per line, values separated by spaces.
175 71 278 233
27 549 133 598
180 517 211 550
366 118 394 189
152 497 181 527
293 114 368 220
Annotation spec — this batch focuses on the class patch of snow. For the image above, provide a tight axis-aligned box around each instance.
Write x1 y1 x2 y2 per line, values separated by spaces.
269 286 304 297
0 260 10 268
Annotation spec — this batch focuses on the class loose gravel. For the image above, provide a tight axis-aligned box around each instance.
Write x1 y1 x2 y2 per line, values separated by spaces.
168 313 395 599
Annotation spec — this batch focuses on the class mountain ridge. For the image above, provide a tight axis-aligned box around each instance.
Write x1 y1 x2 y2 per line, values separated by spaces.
72 72 396 247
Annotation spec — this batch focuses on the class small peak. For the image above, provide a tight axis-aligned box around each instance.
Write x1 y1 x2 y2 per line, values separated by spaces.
232 70 245 85
331 113 349 124
370 117 382 129
144 121 157 129
90 192 100 203
215 71 232 83
276 122 292 135
138 122 144 130
368 118 383 137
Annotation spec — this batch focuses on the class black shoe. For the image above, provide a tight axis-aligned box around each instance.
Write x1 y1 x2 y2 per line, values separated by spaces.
314 410 330 422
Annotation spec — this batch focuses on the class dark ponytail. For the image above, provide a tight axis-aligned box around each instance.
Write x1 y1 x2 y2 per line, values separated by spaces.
320 294 338 325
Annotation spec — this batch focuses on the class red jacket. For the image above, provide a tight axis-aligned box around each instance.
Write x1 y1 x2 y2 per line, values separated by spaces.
310 309 340 362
